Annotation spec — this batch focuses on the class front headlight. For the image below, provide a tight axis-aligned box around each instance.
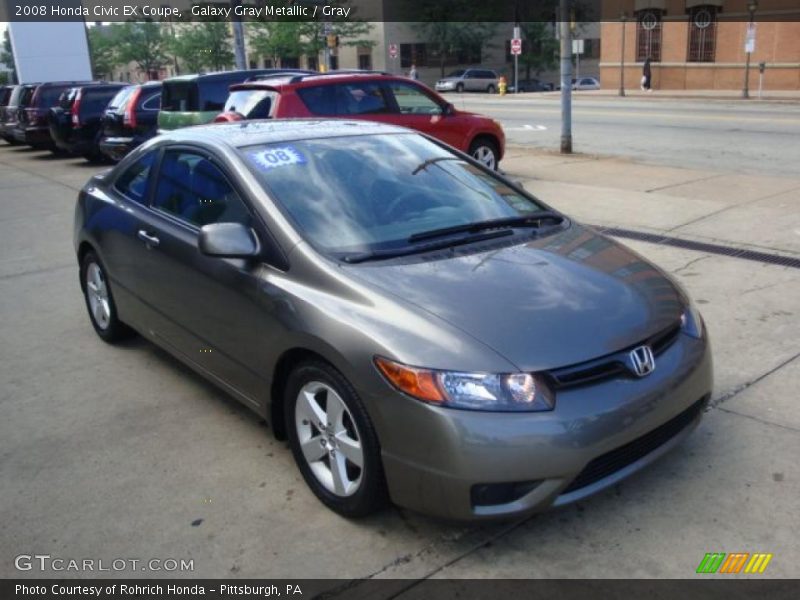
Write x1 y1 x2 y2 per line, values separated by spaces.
681 303 704 339
375 357 555 412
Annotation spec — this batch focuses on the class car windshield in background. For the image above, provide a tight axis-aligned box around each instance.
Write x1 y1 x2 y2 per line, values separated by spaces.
240 134 546 257
224 90 277 119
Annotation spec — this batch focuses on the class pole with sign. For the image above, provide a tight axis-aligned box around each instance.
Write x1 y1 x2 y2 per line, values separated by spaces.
388 43 398 75
511 25 521 93
572 39 584 81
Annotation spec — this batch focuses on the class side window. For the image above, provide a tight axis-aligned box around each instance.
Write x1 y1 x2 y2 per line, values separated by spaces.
297 83 389 116
114 150 157 203
140 93 161 111
387 82 442 115
152 150 251 227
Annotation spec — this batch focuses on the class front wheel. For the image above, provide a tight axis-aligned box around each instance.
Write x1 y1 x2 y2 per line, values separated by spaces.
469 137 500 171
285 360 387 517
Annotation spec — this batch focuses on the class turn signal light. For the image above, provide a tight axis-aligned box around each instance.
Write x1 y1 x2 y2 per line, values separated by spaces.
374 356 445 403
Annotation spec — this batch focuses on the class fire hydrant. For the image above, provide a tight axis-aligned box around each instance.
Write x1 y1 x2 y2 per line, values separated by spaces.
498 76 507 96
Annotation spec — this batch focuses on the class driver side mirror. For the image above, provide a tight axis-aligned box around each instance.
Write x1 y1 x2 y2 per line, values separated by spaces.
199 222 260 258
442 102 455 116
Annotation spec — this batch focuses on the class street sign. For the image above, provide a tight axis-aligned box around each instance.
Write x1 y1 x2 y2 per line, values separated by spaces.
572 39 584 55
388 43 398 59
745 22 756 53
510 38 522 56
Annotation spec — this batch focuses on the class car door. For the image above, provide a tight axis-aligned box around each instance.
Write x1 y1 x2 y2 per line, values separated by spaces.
132 146 272 404
382 80 467 150
463 70 479 92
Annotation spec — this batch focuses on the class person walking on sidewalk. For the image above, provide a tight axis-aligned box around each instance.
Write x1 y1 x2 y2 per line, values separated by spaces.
409 64 419 80
641 58 652 92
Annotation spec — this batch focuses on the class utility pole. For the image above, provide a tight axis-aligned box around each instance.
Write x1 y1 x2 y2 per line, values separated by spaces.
559 0 573 154
231 0 247 70
619 11 627 96
742 1 758 99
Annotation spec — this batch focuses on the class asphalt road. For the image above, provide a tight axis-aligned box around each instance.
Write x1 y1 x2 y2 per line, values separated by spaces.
454 94 800 178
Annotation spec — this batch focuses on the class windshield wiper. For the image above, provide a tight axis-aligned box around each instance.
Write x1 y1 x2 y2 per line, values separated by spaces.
343 229 513 264
412 156 462 175
408 211 566 243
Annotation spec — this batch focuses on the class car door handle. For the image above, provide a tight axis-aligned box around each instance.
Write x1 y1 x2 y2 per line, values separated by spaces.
137 230 160 247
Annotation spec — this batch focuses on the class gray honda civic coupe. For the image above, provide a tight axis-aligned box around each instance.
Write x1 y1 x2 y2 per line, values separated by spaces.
74 120 712 520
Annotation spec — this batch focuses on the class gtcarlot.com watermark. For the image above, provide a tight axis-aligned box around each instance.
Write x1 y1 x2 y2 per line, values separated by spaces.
14 554 194 573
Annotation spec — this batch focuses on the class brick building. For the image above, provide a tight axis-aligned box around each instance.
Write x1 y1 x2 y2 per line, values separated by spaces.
600 0 800 91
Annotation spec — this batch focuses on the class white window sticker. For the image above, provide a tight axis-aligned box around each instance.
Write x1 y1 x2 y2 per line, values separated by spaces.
248 146 306 171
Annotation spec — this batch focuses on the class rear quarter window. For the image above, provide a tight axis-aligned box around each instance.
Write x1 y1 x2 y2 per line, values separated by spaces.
161 81 199 112
297 83 388 116
139 92 161 111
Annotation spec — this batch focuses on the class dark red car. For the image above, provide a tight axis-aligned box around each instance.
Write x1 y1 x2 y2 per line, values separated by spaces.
214 72 506 170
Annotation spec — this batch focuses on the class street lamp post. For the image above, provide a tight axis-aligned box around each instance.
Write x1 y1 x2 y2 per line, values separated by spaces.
742 0 758 99
619 11 627 97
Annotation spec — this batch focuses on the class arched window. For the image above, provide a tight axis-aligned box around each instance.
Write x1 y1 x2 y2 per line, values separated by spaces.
687 5 718 62
636 10 663 62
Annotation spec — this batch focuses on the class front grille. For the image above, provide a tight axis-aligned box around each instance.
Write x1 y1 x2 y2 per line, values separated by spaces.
561 394 709 495
547 321 681 389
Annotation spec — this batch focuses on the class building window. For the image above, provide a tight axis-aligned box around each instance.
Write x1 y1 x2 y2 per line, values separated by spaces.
307 56 318 71
358 54 372 70
262 58 273 68
636 10 662 62
401 43 428 68
687 6 718 62
281 57 299 69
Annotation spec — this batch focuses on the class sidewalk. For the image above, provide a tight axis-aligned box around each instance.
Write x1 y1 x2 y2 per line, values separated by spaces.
508 89 800 103
501 145 800 256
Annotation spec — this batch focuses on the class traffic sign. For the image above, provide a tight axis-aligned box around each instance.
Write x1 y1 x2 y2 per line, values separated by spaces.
510 38 522 56
388 43 398 59
572 39 584 55
745 22 756 53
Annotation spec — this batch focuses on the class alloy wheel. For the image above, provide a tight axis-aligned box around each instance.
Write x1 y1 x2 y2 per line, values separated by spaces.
294 381 364 497
472 145 497 170
85 262 111 330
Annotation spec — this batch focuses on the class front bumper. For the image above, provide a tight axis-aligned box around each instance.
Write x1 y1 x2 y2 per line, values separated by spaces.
435 82 457 91
369 332 713 520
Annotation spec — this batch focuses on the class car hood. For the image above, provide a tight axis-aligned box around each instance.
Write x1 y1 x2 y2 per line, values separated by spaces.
344 225 684 371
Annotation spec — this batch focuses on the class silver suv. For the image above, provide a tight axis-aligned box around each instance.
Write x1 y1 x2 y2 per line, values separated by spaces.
435 68 499 93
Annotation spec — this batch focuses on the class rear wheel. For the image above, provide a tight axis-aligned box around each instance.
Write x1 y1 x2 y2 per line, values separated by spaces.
455 83 464 93
487 84 496 94
469 137 500 171
80 251 133 343
285 360 387 517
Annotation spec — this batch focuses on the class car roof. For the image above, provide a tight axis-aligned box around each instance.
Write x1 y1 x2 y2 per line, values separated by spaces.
164 69 310 83
160 119 411 149
230 72 411 91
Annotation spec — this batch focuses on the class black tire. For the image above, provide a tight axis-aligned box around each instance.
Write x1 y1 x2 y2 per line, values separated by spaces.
80 251 134 343
455 82 464 93
285 360 387 518
468 137 500 171
2 135 20 146
487 84 496 94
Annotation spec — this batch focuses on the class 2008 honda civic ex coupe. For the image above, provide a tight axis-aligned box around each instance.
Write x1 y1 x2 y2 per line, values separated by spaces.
74 120 712 520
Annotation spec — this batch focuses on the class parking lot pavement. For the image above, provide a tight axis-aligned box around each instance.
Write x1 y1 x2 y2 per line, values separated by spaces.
1 143 798 582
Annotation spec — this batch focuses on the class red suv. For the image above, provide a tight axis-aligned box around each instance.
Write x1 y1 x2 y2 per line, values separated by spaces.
214 72 505 170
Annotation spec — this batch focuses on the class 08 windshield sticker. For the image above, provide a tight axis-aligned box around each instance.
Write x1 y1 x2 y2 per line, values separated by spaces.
248 146 306 171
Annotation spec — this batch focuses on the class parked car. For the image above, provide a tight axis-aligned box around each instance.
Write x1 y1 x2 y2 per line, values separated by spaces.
4 84 37 145
158 69 312 132
48 83 128 161
74 119 712 520
573 77 601 91
0 85 19 144
214 72 505 170
508 78 553 93
12 81 96 149
435 68 499 93
98 81 162 162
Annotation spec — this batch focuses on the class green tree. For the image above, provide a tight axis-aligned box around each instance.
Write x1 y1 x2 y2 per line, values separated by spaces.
115 21 168 78
1 30 16 84
249 22 305 68
418 21 498 78
519 22 558 80
87 25 119 80
171 23 234 73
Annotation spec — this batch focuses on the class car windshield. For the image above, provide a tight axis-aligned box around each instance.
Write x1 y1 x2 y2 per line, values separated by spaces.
446 70 465 78
240 133 547 256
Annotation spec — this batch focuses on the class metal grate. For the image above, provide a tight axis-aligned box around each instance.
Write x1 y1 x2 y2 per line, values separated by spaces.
594 227 800 270
562 395 709 495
